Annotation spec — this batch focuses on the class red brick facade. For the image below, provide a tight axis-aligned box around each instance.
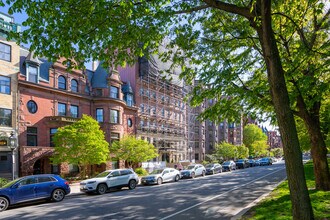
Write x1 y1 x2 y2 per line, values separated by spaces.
18 54 137 177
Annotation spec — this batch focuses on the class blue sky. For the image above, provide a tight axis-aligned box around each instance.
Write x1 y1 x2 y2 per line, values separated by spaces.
0 5 27 27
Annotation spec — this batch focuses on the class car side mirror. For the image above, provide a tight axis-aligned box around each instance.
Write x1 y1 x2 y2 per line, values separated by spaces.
107 175 113 178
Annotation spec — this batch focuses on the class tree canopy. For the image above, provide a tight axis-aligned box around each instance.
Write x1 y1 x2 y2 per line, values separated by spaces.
243 124 268 155
110 135 158 168
51 114 109 177
236 145 249 159
215 142 236 161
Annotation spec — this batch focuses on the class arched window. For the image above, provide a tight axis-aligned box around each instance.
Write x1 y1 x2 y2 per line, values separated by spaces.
58 76 66 90
71 79 78 92
127 118 133 127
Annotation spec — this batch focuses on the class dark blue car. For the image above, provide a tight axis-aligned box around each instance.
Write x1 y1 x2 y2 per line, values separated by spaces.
0 174 70 211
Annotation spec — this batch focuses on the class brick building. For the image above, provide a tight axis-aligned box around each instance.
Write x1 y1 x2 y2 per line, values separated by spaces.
18 49 137 176
119 55 189 163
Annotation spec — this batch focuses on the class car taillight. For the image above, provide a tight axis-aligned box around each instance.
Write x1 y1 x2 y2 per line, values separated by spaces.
65 181 69 186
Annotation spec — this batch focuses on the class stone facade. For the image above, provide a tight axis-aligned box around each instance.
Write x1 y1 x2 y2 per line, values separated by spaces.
0 13 21 179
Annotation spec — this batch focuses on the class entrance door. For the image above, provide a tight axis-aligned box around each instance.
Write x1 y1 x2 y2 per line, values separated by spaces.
0 152 11 173
33 159 42 174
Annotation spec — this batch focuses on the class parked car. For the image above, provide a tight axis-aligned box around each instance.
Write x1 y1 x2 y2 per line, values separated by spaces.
255 159 261 166
248 159 256 167
205 163 222 175
260 157 273 166
141 168 181 185
222 161 236 171
236 159 250 169
180 164 206 178
0 174 70 212
80 169 139 195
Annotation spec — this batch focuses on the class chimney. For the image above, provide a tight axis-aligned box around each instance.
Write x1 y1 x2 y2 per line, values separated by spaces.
92 61 99 71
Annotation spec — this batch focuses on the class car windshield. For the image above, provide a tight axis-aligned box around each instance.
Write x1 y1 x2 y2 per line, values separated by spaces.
205 164 214 168
1 177 22 188
187 165 196 170
150 169 164 174
237 159 244 162
95 171 111 178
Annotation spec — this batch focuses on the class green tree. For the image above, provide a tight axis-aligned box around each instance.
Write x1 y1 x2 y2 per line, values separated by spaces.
243 124 268 154
215 142 237 161
236 145 249 159
8 0 330 217
110 135 158 168
296 117 312 152
251 140 269 157
51 114 109 177
271 148 284 158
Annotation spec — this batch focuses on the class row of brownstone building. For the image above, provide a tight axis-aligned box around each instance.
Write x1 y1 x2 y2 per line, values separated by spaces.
0 13 252 179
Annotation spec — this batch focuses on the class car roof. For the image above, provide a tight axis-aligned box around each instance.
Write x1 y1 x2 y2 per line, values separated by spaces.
25 174 57 177
103 169 133 172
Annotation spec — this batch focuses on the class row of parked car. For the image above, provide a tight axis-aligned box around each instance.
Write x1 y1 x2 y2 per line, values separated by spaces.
0 157 276 212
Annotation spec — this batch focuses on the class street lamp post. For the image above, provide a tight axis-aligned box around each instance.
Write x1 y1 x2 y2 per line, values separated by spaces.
188 146 192 162
8 131 17 180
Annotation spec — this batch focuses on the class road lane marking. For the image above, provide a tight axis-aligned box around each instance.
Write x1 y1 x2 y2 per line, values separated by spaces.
160 167 286 220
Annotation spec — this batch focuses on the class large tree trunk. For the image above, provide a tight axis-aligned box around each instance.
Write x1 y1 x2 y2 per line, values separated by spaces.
298 103 330 190
257 1 314 219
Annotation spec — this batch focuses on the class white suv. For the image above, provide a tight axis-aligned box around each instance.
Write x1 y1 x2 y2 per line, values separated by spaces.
80 169 139 195
180 164 206 178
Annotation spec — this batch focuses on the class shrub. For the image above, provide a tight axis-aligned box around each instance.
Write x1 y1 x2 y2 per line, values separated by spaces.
134 167 148 176
0 178 9 187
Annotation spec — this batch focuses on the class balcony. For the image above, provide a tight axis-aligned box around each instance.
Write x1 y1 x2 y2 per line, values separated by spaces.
0 19 21 35
45 116 79 123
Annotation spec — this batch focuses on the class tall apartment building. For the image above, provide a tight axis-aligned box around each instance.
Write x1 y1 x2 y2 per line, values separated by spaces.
119 55 189 163
0 12 21 179
191 81 244 161
18 50 137 176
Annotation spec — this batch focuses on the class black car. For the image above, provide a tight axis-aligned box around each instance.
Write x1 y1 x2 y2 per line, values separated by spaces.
205 163 222 175
236 159 249 169
222 161 236 171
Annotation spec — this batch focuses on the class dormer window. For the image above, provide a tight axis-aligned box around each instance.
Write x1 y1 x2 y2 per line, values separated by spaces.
28 65 38 83
126 94 133 106
58 76 66 90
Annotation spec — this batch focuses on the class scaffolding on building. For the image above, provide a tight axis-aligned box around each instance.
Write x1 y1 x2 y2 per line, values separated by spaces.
136 56 196 163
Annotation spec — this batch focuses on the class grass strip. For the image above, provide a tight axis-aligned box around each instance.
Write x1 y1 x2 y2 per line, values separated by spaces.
241 159 330 220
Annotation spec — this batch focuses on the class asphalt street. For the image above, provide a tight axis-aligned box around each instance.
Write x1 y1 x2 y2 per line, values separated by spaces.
0 161 287 220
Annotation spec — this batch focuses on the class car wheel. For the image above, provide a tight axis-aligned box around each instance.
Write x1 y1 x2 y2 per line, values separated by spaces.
191 172 195 178
0 197 9 212
51 189 65 202
96 183 107 195
174 175 180 182
128 180 137 189
157 178 163 185
202 171 206 177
